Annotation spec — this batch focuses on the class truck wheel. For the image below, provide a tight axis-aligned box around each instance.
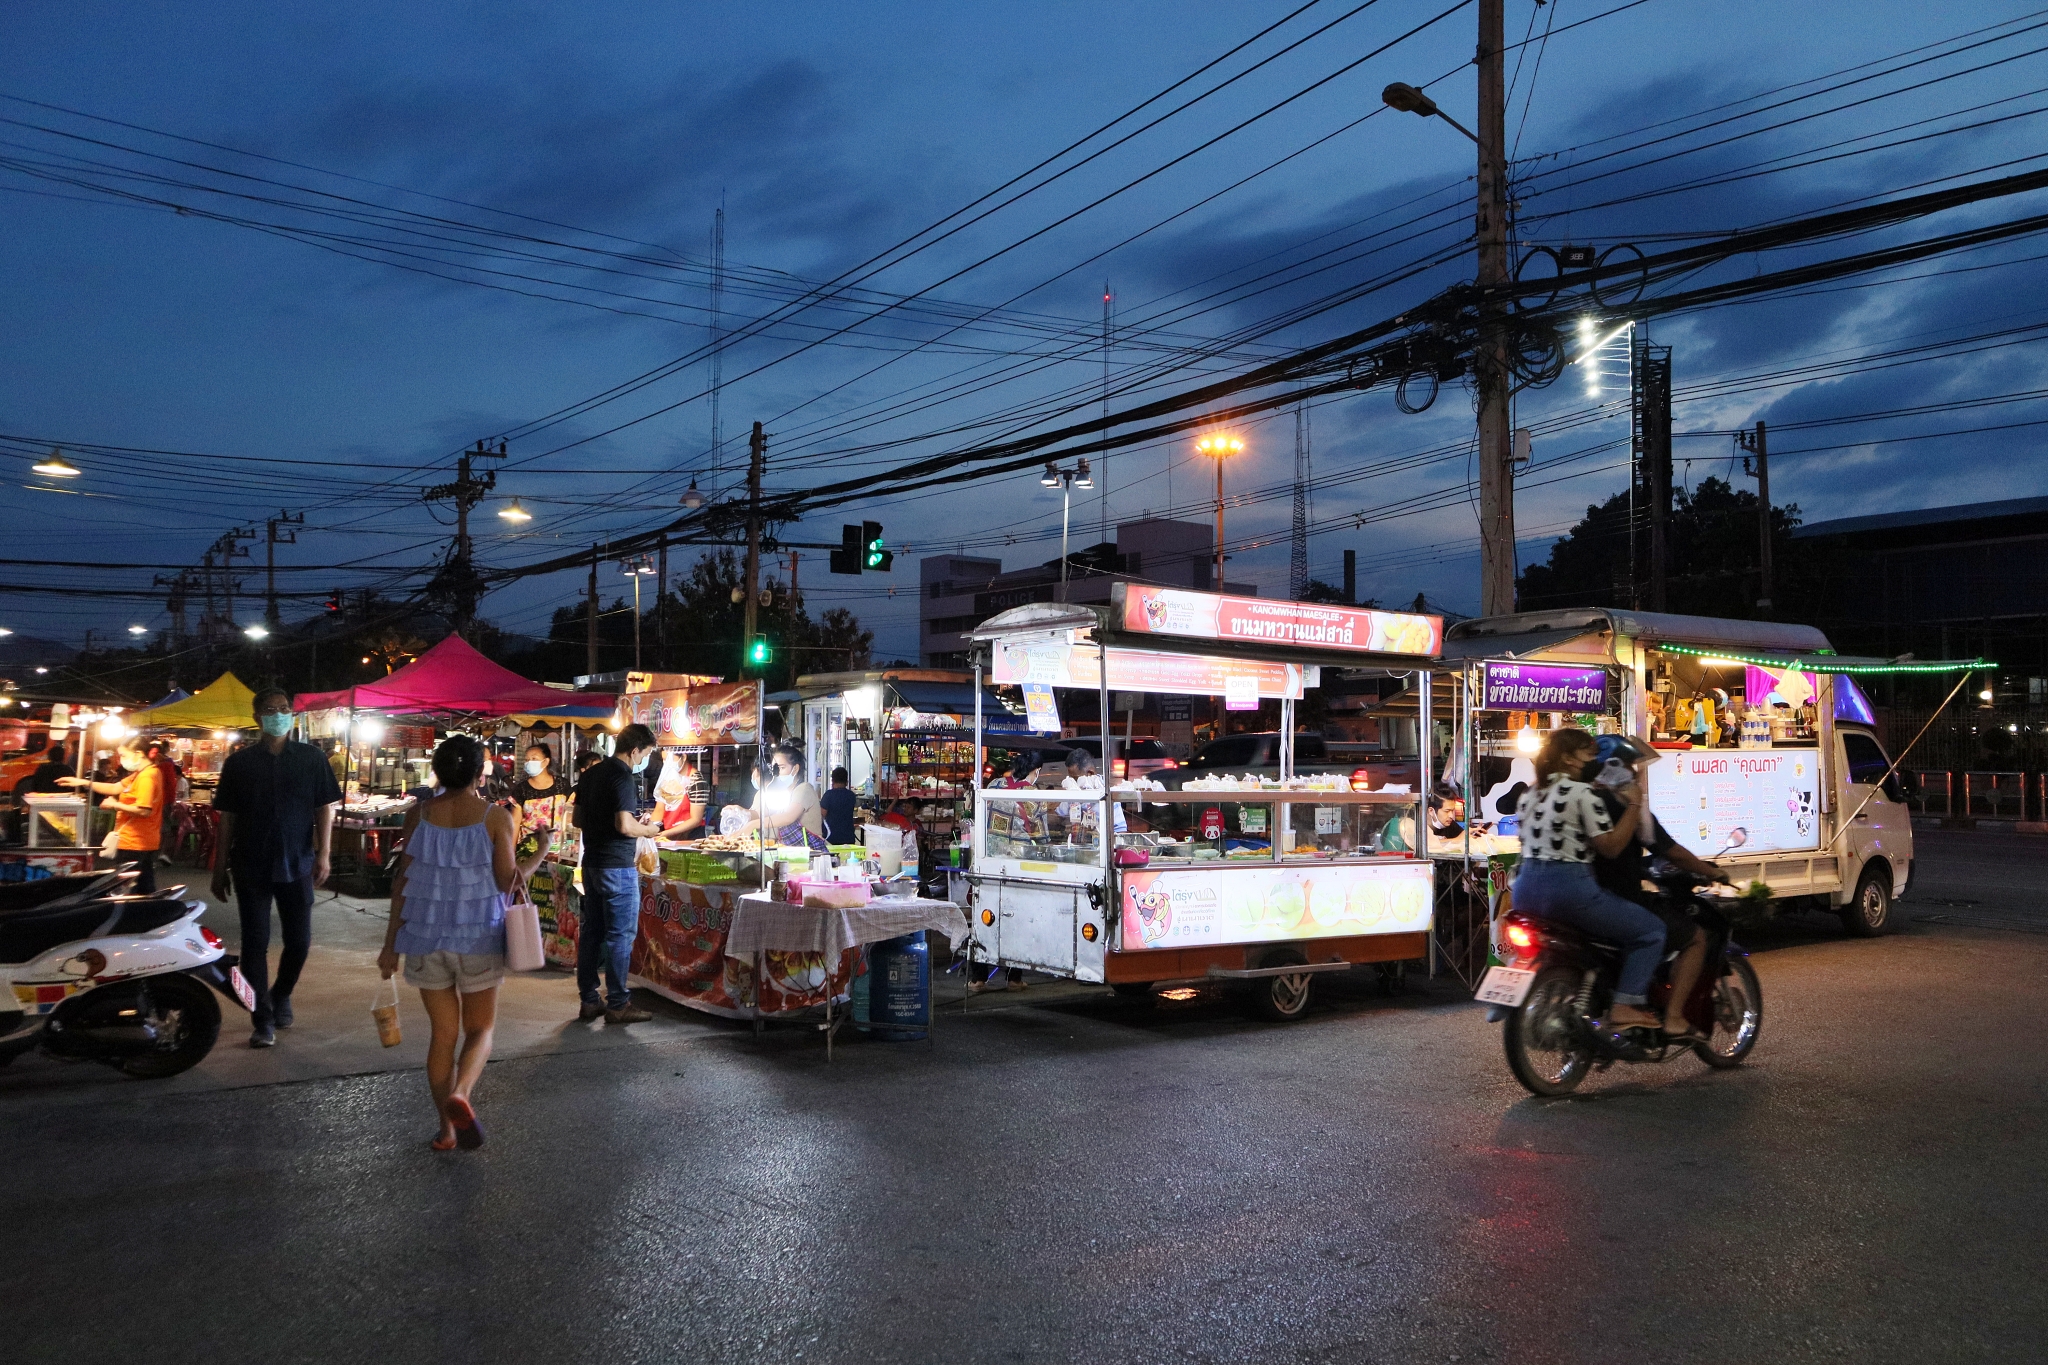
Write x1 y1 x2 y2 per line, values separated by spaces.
1248 950 1314 1023
1841 865 1892 937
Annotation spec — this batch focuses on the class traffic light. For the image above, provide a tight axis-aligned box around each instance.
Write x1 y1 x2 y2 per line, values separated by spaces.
829 523 862 575
747 634 771 666
862 520 892 571
325 589 343 616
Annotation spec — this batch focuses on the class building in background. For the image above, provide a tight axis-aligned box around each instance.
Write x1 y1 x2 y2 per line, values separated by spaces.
919 518 1252 667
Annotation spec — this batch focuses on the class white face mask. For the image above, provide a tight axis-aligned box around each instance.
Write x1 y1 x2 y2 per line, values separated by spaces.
523 760 546 777
119 752 147 773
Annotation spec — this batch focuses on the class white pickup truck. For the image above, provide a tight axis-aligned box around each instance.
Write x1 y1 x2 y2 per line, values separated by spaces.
1443 608 1954 936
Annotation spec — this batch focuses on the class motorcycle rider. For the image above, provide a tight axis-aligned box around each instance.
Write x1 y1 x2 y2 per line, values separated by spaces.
1511 729 1667 1031
1586 735 1727 1040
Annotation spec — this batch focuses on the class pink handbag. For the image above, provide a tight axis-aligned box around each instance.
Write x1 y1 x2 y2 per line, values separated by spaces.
504 875 545 972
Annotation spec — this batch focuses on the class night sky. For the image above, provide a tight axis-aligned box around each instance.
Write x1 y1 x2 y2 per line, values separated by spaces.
5 0 2046 662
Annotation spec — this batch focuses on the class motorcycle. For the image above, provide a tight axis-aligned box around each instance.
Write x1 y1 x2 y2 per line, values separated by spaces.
0 869 254 1079
1476 869 1764 1097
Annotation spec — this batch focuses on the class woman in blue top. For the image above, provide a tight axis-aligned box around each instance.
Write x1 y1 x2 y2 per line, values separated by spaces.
378 735 550 1151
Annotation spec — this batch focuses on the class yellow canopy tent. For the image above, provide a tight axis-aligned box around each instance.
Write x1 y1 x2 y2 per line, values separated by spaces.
129 672 258 731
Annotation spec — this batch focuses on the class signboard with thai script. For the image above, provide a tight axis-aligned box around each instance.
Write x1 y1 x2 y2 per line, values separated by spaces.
1648 747 1821 858
1480 661 1610 713
619 682 762 747
1119 860 1432 951
989 640 1307 700
1117 584 1441 657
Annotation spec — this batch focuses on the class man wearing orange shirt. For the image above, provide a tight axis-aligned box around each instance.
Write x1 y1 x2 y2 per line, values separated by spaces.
59 739 163 893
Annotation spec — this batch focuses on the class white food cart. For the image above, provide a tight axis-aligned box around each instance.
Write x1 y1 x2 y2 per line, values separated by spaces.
964 586 1446 1020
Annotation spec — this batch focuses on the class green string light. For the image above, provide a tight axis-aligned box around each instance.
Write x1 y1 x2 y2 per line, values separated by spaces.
1657 642 1994 674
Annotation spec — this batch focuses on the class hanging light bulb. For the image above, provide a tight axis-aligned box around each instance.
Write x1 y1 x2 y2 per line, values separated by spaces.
681 477 704 510
32 447 80 478
1514 722 1542 754
498 499 533 523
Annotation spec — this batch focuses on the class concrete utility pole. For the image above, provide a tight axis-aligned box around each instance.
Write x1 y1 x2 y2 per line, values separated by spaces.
586 548 600 678
1737 421 1773 611
1474 0 1515 615
264 510 303 627
423 440 504 629
1642 346 1673 611
656 533 669 666
743 422 765 673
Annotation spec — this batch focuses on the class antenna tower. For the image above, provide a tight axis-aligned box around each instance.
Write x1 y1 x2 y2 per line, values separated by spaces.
709 203 726 474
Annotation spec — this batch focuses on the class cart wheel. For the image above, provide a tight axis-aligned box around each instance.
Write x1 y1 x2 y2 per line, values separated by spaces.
1375 961 1408 996
1249 949 1314 1023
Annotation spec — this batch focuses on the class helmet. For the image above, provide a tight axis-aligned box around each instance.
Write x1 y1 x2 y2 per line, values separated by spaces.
1595 733 1657 767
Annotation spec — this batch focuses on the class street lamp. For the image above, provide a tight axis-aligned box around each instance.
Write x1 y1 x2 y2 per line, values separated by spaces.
681 477 704 510
31 447 81 478
127 625 147 636
243 624 269 641
1040 459 1093 602
1380 82 1478 143
1193 433 1244 589
621 554 657 669
498 498 533 523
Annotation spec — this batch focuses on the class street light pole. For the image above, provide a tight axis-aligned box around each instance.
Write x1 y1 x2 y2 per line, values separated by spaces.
1194 434 1244 591
1041 460 1094 603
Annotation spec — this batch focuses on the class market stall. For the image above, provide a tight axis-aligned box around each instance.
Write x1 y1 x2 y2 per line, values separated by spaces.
127 671 259 787
1424 608 1993 977
964 585 1445 1020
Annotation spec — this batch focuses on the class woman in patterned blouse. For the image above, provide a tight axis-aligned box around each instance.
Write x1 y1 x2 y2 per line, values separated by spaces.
1512 729 1668 1031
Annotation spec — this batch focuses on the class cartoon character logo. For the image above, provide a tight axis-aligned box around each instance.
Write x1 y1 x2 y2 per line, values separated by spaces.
1787 787 1814 837
1131 885 1174 946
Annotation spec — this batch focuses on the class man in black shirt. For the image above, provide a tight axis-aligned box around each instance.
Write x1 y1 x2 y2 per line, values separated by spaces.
210 686 342 1047
572 722 662 1024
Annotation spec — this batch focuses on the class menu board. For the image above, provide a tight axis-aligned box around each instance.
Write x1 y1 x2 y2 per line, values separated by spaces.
1117 584 1441 656
1118 860 1431 951
1648 747 1821 859
619 681 761 746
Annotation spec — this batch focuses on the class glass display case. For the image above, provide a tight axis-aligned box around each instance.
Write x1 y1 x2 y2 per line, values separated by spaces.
976 789 1425 867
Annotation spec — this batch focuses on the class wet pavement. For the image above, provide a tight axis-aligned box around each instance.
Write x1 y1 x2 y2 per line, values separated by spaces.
5 829 2045 1364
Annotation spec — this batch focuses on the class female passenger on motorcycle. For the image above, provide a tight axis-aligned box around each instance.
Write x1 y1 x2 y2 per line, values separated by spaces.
1511 729 1667 1031
1587 735 1728 1040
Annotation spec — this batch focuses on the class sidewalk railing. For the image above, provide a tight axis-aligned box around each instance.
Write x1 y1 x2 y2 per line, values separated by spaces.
1909 770 1953 817
1963 770 2027 821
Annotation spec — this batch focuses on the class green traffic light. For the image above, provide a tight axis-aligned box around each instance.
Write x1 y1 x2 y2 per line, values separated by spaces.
748 635 771 664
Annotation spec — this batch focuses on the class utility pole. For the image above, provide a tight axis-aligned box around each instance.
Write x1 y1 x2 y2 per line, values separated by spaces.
423 440 505 630
585 548 600 678
1474 0 1514 615
224 528 254 634
743 422 765 674
264 510 303 627
1100 282 1113 546
1642 345 1673 611
1737 421 1773 611
656 533 669 668
1289 399 1312 600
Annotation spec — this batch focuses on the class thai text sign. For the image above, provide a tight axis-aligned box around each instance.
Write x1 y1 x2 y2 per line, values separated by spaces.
990 641 1306 700
1119 584 1441 657
1647 747 1821 858
1481 661 1609 712
619 682 761 747
1120 860 1432 951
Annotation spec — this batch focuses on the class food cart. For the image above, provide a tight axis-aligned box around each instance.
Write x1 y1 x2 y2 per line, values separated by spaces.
963 585 1445 1020
1428 608 1992 966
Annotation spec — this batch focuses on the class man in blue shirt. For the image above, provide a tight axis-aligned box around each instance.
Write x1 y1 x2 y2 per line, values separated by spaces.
819 766 858 846
572 723 663 1024
210 686 343 1048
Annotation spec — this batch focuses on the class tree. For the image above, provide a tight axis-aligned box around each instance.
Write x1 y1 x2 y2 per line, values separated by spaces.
1515 477 1814 619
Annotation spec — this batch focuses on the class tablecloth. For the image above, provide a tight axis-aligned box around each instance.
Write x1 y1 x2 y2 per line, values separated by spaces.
729 892 968 959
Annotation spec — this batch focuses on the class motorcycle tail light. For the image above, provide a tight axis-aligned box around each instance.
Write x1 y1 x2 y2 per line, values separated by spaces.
200 926 223 949
1505 921 1537 951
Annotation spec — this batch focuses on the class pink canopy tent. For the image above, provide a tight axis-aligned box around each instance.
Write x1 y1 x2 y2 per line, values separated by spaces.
295 635 604 718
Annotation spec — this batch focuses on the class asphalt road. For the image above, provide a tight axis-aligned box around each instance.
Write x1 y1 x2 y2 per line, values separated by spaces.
6 829 2045 1365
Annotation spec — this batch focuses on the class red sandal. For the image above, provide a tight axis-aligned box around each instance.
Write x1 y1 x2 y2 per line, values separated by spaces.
446 1096 484 1150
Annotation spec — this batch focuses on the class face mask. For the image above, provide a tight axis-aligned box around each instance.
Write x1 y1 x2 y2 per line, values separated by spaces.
120 752 146 773
258 712 293 739
630 753 651 774
523 760 546 777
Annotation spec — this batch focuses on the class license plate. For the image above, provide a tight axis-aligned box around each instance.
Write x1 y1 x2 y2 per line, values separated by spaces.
229 966 257 1012
1475 965 1536 1007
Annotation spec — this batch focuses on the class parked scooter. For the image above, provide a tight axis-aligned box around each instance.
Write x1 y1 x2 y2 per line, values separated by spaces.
1477 868 1764 1096
0 870 253 1079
